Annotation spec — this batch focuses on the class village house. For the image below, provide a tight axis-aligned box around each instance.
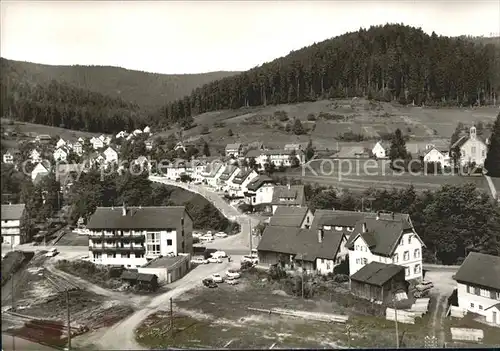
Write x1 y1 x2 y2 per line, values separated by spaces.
2 149 16 164
31 162 49 182
35 134 51 143
225 143 243 158
55 138 66 149
218 165 240 191
115 131 128 139
29 149 42 164
145 139 154 151
103 146 119 164
284 143 303 152
90 137 104 150
72 141 84 156
453 252 500 325
201 162 225 188
257 226 348 275
310 210 365 238
450 126 490 167
1 204 26 247
269 206 315 229
244 175 275 206
372 141 389 159
133 156 152 172
346 211 424 282
256 149 304 169
137 254 191 284
86 204 193 268
143 126 152 134
422 145 451 169
271 184 306 214
350 262 409 304
227 168 259 197
164 161 187 181
53 147 69 162
133 129 143 136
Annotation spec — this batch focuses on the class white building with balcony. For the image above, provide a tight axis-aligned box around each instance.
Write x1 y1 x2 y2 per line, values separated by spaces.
346 211 424 282
1 204 26 247
86 204 194 268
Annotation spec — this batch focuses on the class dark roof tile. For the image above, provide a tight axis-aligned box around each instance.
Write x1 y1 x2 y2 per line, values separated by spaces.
350 262 405 286
269 207 309 227
454 252 500 290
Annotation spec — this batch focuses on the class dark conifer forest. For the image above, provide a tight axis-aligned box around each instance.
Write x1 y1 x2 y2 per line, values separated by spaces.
1 24 499 133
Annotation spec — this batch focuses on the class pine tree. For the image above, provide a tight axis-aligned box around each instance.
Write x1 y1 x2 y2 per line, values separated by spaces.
305 139 314 162
389 129 408 166
484 112 500 177
227 129 234 137
203 142 210 157
292 119 305 135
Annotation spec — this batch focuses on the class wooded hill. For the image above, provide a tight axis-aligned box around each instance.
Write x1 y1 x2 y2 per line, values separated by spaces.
1 58 239 107
157 24 500 126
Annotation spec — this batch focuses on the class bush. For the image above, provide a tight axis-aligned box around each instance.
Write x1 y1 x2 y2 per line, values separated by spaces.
238 203 253 213
274 110 289 121
307 113 316 121
269 264 287 281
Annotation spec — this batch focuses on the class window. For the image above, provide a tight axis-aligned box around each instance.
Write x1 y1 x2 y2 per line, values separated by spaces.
393 253 399 263
405 267 410 276
126 253 130 258
467 285 473 294
474 287 480 295
399 238 404 246
112 253 116 258
471 146 476 154
355 245 359 251
496 292 500 301
182 242 185 251
480 289 490 298
404 251 409 261
414 264 421 274
167 239 173 246
362 258 368 265
408 235 412 244
356 258 360 264
471 302 475 308
479 305 483 310
414 249 420 259
146 231 161 256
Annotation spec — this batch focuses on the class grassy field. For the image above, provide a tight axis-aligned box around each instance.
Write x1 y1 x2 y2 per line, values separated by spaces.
1 118 101 140
281 159 493 194
135 271 437 349
162 99 498 152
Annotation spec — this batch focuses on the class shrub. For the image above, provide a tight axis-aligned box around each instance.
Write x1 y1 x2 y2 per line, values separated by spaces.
238 203 253 213
307 113 316 121
274 110 289 121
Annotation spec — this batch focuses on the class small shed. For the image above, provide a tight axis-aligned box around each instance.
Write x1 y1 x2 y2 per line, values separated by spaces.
350 262 408 304
137 273 159 291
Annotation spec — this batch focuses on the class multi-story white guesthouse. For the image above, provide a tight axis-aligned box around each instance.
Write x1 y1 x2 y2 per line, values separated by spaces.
346 211 424 282
86 205 193 268
1 204 26 247
454 252 500 325
450 126 490 167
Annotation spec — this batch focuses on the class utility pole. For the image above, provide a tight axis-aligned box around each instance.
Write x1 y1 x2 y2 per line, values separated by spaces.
346 324 352 348
394 296 399 349
248 218 253 256
66 289 71 351
169 297 174 334
301 253 305 299
11 240 16 351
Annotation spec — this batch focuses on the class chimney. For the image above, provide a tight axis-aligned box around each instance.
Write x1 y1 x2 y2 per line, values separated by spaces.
122 202 127 216
318 229 323 243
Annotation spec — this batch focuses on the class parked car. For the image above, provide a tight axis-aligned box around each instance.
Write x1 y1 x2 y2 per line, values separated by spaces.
207 257 223 264
45 248 59 257
227 279 239 285
211 273 224 283
226 270 241 279
200 236 214 243
241 255 258 265
206 231 213 236
202 278 218 288
214 232 228 238
191 257 209 264
416 281 434 291
211 251 227 258
192 231 202 238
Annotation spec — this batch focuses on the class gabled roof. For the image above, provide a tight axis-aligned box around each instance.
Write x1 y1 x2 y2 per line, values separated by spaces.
232 169 254 185
219 165 239 181
225 143 242 151
269 206 309 227
87 206 189 230
351 262 405 287
245 149 262 158
33 172 47 185
203 162 224 177
1 204 26 220
257 226 345 262
271 185 306 206
345 215 415 257
310 210 366 230
453 252 500 290
450 130 489 150
246 175 273 191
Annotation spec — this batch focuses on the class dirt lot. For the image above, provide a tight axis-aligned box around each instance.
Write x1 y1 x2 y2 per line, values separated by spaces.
135 270 436 349
55 231 89 246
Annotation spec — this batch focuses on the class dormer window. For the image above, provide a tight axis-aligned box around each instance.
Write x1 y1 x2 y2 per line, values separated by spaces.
347 227 354 232
335 226 343 231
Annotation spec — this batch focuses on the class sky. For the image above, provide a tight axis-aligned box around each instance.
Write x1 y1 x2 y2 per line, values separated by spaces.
1 1 499 74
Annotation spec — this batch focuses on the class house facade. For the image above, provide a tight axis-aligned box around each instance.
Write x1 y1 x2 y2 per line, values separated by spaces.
269 206 315 229
372 141 388 159
30 149 42 163
271 184 306 213
227 169 259 197
3 150 15 164
73 142 84 156
103 147 119 164
423 147 451 168
225 143 243 158
454 252 500 324
346 212 424 282
1 204 26 247
31 163 49 182
86 205 193 268
451 126 489 167
53 147 68 162
56 138 66 149
91 137 104 150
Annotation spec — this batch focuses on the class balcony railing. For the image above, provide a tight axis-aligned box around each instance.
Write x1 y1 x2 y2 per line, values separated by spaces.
89 245 146 252
88 231 145 239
